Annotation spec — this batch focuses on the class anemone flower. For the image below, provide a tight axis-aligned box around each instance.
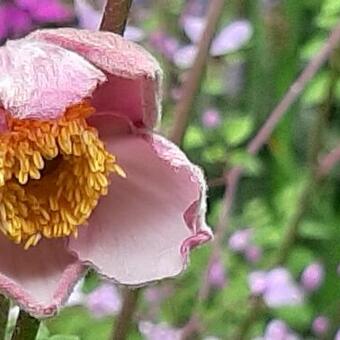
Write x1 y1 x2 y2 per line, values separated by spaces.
0 28 211 318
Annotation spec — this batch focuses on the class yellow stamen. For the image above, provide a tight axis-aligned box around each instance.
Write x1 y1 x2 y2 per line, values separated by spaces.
0 103 125 248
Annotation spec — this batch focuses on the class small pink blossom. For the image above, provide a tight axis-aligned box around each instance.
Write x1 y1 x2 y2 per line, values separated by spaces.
312 316 329 336
335 329 340 340
86 283 122 318
245 245 262 263
248 268 304 308
139 321 182 340
201 109 221 128
228 228 252 253
208 257 227 289
300 262 325 292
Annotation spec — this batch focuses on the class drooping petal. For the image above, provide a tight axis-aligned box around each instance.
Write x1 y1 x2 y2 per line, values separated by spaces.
0 38 106 120
28 28 162 128
0 235 85 318
69 130 211 285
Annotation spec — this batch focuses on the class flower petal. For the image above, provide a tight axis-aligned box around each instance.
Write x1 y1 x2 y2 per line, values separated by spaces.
0 235 86 318
69 132 211 285
0 38 106 120
28 28 162 128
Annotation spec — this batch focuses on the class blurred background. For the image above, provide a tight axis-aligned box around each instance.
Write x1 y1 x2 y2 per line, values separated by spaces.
1 0 340 339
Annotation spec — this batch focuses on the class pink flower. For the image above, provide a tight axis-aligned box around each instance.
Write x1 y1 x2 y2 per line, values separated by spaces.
139 321 182 340
228 228 252 252
312 316 329 336
86 283 121 318
208 257 227 289
0 28 211 318
245 245 262 263
300 262 325 292
201 109 221 128
248 268 304 308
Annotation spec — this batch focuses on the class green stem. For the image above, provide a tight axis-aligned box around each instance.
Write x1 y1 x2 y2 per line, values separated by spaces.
0 295 9 340
11 311 40 340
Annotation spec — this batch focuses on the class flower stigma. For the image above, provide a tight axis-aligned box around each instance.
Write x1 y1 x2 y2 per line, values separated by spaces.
0 103 126 249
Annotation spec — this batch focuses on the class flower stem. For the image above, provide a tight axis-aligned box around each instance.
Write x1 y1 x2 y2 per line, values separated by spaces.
100 0 133 35
0 295 9 340
11 311 40 340
111 288 141 340
169 0 225 146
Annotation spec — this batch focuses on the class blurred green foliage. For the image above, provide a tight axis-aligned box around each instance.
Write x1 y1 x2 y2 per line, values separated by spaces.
40 0 340 339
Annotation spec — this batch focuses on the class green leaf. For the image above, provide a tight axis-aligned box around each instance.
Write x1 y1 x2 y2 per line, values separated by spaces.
229 150 262 175
183 126 206 149
49 336 80 340
301 37 325 60
222 116 254 146
302 72 329 105
298 220 331 240
317 0 340 29
202 144 226 163
82 269 100 294
286 246 315 276
273 304 314 331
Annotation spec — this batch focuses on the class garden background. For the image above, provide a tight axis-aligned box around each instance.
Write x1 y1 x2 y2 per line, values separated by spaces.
1 0 340 339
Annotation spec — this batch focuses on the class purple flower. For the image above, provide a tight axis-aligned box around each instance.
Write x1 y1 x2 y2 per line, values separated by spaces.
139 321 182 340
173 17 253 69
264 320 289 340
15 0 73 23
74 0 102 30
0 3 32 40
248 271 267 295
201 109 221 128
300 262 325 292
335 329 340 340
264 268 304 307
208 257 227 289
263 320 300 340
245 245 262 263
228 228 252 253
210 20 253 57
149 31 179 59
312 316 329 336
0 0 73 42
86 283 122 318
248 268 304 308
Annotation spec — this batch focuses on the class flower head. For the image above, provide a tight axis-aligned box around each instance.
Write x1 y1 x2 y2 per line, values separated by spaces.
86 283 121 318
248 268 304 308
0 28 211 318
300 262 325 292
312 315 329 336
139 321 182 340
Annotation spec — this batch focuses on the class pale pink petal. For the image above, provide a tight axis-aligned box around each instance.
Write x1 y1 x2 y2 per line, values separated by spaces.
182 15 206 44
173 44 198 69
28 28 162 128
210 20 253 57
0 38 106 120
69 131 211 285
0 234 86 318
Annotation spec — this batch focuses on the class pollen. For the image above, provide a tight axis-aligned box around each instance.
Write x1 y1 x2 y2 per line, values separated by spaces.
0 103 125 249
